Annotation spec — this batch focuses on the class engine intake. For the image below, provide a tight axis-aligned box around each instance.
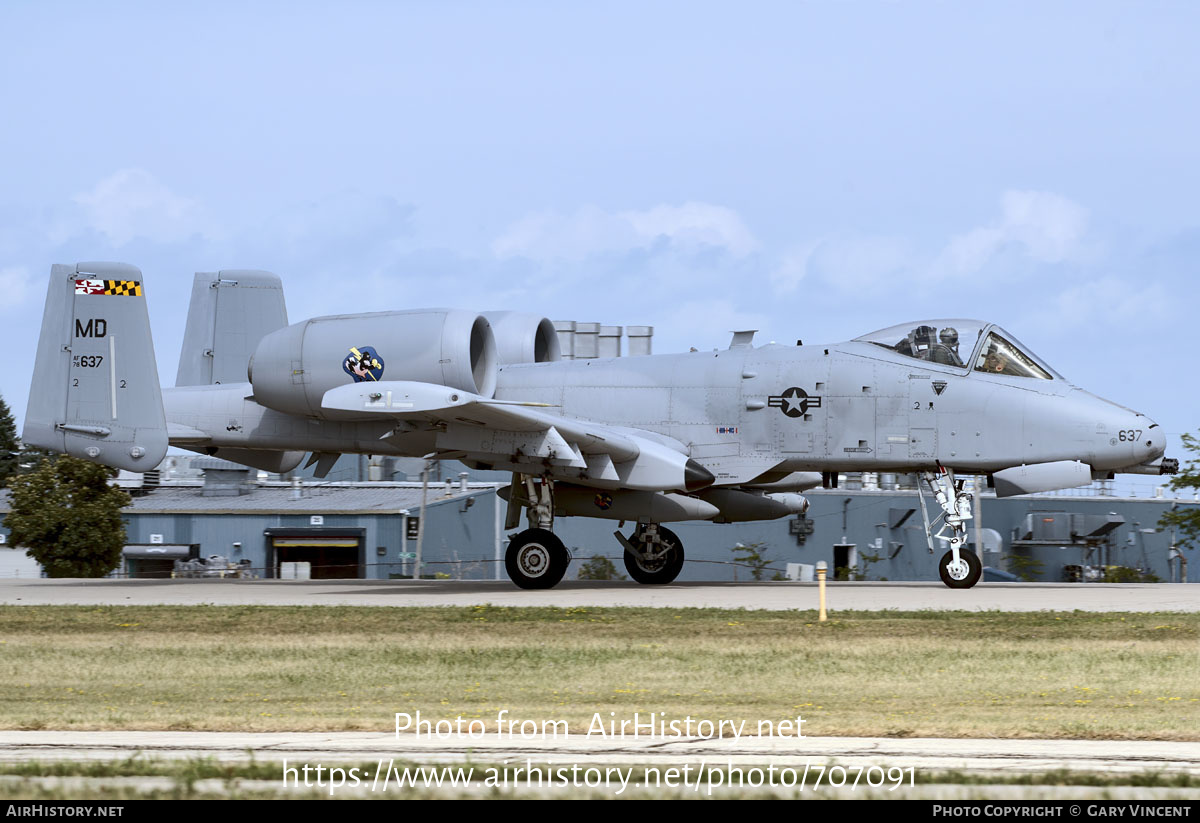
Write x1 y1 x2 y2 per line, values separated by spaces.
482 312 561 364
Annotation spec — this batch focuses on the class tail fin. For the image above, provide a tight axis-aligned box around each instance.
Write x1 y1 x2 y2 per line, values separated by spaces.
23 262 167 471
175 270 287 386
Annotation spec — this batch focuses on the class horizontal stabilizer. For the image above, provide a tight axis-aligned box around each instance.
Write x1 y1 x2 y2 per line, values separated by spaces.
180 447 306 474
167 422 210 444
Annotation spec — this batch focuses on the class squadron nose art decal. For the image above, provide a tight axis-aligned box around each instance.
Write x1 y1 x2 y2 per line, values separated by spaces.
343 346 385 382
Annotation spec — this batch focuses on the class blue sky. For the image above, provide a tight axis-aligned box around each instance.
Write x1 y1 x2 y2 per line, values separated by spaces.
2 1 1198 490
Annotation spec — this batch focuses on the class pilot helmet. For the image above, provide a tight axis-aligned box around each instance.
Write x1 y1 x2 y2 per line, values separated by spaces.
939 327 959 347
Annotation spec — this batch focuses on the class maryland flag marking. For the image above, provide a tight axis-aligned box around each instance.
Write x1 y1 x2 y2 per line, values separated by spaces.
75 279 143 296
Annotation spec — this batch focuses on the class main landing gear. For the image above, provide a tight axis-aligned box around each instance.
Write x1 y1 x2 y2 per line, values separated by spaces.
503 474 686 589
505 528 570 590
917 466 982 590
614 524 685 585
505 475 570 590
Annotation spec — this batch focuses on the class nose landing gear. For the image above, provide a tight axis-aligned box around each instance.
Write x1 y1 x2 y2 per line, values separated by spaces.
939 547 982 589
917 466 982 589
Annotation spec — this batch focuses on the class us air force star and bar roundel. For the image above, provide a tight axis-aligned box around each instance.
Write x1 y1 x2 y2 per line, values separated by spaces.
768 386 822 418
74 279 143 296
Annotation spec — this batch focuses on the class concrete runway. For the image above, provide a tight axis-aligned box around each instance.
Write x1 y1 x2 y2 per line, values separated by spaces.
3 731 1198 776
6 732 1200 798
0 578 1196 610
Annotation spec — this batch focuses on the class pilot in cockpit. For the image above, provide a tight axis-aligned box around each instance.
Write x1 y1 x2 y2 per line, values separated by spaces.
931 327 963 366
939 327 958 356
981 344 1010 374
902 325 963 366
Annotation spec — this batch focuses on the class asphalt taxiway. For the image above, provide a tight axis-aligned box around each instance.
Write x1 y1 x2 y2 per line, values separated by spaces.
0 579 1196 611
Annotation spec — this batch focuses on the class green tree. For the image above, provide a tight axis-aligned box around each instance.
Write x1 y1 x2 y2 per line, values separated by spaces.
17 445 57 475
1160 432 1200 553
4 456 132 577
577 555 626 581
731 541 774 581
0 395 17 487
850 550 884 581
1006 553 1045 582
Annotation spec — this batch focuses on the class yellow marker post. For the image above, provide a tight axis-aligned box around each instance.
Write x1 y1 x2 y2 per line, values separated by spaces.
816 560 828 622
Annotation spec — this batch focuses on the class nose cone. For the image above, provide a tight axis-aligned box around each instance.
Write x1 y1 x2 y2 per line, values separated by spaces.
1143 421 1166 461
684 459 716 492
1094 407 1163 471
1037 388 1166 473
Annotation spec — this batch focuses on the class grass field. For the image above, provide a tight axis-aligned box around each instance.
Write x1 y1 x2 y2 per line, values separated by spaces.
0 606 1197 740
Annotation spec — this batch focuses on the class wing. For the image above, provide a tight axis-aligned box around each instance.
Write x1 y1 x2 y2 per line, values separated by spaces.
322 380 714 493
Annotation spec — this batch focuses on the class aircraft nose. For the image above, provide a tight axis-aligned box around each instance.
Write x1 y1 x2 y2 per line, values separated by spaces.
1100 413 1163 467
1142 421 1166 460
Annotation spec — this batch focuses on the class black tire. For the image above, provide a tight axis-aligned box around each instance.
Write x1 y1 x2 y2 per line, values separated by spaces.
939 548 982 589
623 526 685 585
506 528 569 589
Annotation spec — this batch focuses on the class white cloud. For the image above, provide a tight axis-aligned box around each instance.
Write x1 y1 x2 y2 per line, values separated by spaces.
620 202 758 256
0 267 34 310
769 244 817 294
807 235 912 291
253 191 412 251
73 169 205 246
492 201 757 260
999 190 1089 262
935 190 1089 277
656 298 772 351
1025 275 1170 332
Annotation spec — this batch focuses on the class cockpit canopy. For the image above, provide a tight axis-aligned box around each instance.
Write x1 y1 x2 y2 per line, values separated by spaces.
853 319 1059 380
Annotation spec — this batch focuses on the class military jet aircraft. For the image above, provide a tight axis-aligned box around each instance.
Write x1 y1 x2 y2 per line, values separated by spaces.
24 263 1177 590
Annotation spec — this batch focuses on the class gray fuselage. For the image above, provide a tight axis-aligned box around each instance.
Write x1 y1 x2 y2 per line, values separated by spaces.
163 338 1161 486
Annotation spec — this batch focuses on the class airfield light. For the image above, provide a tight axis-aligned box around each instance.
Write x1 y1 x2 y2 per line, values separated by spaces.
816 561 828 622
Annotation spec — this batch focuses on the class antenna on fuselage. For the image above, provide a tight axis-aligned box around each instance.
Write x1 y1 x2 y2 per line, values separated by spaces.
729 330 757 349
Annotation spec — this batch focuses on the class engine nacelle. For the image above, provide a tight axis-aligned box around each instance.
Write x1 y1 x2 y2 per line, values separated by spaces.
481 311 561 364
249 310 497 419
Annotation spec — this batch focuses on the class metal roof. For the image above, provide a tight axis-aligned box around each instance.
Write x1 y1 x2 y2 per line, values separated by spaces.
0 483 499 516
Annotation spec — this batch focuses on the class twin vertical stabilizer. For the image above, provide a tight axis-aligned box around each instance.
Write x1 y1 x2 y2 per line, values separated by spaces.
175 270 288 386
23 262 167 471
